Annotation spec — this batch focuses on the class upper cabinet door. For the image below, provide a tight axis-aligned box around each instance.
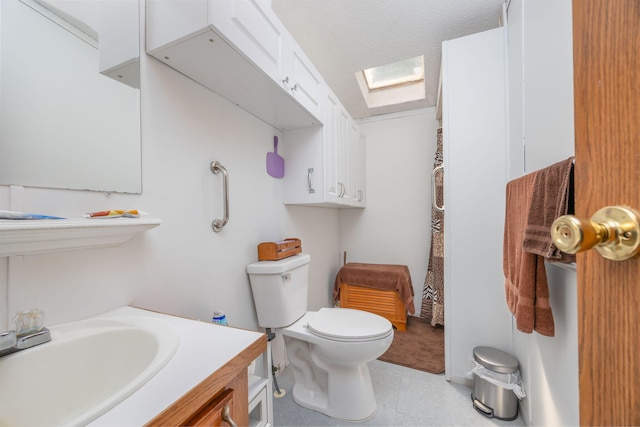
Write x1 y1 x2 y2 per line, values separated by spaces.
356 132 366 206
337 106 351 202
323 90 341 203
282 37 324 120
209 0 286 82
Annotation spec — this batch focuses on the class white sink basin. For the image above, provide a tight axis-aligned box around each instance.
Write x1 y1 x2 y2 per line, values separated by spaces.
0 314 179 426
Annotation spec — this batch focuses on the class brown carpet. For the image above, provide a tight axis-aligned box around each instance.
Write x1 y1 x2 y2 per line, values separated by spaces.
378 316 445 374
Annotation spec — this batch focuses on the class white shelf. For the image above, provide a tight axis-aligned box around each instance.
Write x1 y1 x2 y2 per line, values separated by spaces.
249 374 269 402
248 374 270 427
0 217 161 257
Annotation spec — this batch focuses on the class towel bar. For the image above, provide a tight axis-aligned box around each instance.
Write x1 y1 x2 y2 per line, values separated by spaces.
210 161 229 232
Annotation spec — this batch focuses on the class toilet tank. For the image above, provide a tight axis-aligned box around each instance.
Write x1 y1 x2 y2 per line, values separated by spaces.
247 253 310 328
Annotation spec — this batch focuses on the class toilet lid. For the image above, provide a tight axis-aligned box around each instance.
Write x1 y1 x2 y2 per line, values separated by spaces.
306 308 392 342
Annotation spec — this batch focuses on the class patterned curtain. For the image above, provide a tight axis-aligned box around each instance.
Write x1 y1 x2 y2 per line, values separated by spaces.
421 128 445 327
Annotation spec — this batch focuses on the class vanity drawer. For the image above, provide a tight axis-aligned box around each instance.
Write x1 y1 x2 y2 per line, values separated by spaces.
186 388 235 426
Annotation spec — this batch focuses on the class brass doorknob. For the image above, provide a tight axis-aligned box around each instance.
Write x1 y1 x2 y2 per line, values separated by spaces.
551 206 640 261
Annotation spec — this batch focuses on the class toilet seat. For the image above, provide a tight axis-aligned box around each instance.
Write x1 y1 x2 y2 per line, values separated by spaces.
306 308 392 342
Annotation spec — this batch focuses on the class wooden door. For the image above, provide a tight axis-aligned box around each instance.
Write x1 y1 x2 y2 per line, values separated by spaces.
573 1 640 424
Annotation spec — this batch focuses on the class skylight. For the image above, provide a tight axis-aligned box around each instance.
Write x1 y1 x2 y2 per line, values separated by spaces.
362 56 424 90
355 55 426 109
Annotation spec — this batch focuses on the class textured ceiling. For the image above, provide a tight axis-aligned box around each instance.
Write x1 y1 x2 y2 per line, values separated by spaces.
271 0 505 119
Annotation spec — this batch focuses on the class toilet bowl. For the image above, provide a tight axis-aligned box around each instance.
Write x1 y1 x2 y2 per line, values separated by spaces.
281 308 393 421
247 254 394 421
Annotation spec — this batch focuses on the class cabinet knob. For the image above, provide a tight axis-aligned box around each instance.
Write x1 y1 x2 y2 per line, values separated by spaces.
282 76 289 85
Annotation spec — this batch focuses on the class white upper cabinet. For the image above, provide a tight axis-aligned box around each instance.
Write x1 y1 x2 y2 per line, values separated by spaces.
210 0 324 121
282 88 365 208
146 0 321 130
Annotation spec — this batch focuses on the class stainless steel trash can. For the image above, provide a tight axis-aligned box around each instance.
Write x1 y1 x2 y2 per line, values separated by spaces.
471 346 519 420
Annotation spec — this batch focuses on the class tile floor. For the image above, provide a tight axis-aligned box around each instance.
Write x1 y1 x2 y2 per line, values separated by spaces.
272 360 525 426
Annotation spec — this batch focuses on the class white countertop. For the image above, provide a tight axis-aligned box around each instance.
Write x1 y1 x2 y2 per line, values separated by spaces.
87 306 264 426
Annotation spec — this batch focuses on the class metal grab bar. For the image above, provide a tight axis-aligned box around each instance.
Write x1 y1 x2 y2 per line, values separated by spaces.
210 161 229 232
432 165 444 212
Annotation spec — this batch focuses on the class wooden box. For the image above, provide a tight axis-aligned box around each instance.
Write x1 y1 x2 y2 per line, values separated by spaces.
339 283 407 331
257 238 301 261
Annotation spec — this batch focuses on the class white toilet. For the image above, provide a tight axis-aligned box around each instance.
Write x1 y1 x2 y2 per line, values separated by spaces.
247 253 394 422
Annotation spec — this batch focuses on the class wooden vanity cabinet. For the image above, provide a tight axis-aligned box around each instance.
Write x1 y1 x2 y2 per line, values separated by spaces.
146 335 266 427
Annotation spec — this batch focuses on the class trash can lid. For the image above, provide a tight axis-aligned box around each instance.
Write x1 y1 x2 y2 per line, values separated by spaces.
473 346 519 374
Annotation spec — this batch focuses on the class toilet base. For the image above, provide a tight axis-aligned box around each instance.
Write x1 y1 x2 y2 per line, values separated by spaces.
284 336 379 422
289 362 378 421
292 387 377 423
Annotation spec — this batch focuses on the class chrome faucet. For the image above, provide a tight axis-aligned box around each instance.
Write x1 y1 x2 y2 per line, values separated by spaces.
0 309 51 358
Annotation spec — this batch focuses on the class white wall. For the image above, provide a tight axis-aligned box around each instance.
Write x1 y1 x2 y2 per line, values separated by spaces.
0 3 340 340
340 109 438 316
507 0 578 425
441 27 513 385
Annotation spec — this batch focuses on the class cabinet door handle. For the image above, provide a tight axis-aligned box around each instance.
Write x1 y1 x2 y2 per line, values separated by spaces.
282 76 289 85
291 84 298 92
339 182 346 198
210 161 229 232
221 404 237 427
307 168 315 194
